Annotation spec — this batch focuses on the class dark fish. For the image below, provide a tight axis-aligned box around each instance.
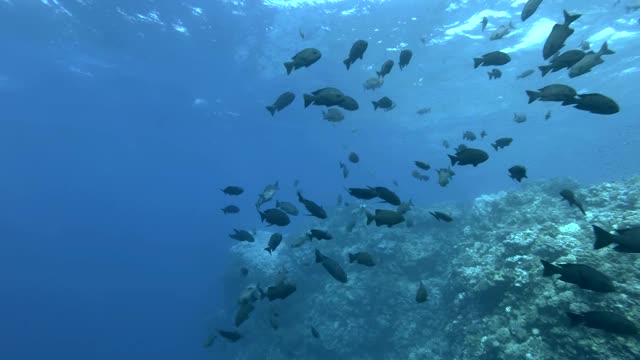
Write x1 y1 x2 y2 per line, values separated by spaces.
448 148 489 167
480 130 487 138
339 161 349 178
371 186 401 205
416 107 431 115
474 51 511 68
480 16 488 31
338 96 359 111
259 282 297 301
218 330 242 342
411 170 429 182
508 165 527 182
348 152 359 163
526 84 577 104
336 194 343 206
545 110 551 120
235 302 254 327
541 259 614 292
307 229 333 241
567 311 637 335
297 192 327 219
437 167 455 187
343 40 368 70
299 28 304 39
491 137 513 151
563 93 619 115
454 144 468 153
516 69 534 79
311 326 320 338
269 311 279 330
593 225 640 253
363 77 384 91
490 22 515 40
365 209 405 227
347 187 379 200
303 88 345 108
521 0 543 22
416 281 428 303
266 92 296 116
222 205 240 214
513 113 527 123
415 161 431 171
264 233 283 254
568 42 615 78
276 200 299 216
488 68 502 80
348 252 375 266
430 211 452 222
543 10 581 60
315 249 348 283
442 140 450 149
229 229 255 242
259 208 290 227
539 50 586 76
396 200 414 215
202 333 217 348
372 96 396 111
560 189 586 215
322 108 345 122
240 267 249 277
284 48 322 75
399 50 413 70
377 60 394 78
222 186 244 195
463 131 477 141
256 181 279 209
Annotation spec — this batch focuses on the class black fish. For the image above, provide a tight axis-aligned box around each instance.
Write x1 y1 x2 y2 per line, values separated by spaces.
284 48 322 75
481 130 487 138
269 311 279 330
371 186 401 205
399 50 413 70
343 40 368 70
567 311 637 335
463 131 477 141
516 69 535 79
521 0 543 22
526 84 577 104
473 51 511 68
338 96 359 111
297 192 327 219
454 144 468 153
376 60 394 78
539 50 586 76
448 148 489 167
430 211 452 222
235 302 254 327
303 87 345 108
372 96 395 111
259 208 290 226
414 161 431 171
491 137 513 151
259 282 297 301
218 330 242 342
346 187 379 200
508 165 527 182
563 93 619 115
240 267 249 277
543 10 581 60
365 209 405 227
311 326 320 338
266 92 296 116
416 281 428 303
307 229 333 241
488 68 502 80
480 16 488 31
348 152 359 163
222 205 240 214
264 233 283 254
541 259 614 292
315 249 348 283
593 225 640 253
339 161 349 179
348 252 375 266
559 189 585 215
229 229 255 242
276 200 299 216
222 186 244 195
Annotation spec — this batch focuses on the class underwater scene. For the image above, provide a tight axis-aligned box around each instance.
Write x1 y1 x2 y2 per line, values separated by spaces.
2 0 640 359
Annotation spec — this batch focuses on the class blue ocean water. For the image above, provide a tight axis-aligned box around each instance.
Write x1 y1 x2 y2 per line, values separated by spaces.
1 0 639 359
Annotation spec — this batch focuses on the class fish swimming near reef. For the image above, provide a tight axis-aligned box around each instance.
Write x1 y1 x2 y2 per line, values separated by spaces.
540 259 615 292
315 249 348 283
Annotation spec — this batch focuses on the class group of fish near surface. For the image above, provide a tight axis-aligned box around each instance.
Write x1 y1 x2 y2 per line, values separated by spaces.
209 0 633 346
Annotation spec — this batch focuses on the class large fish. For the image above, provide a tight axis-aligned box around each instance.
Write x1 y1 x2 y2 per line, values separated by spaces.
266 92 295 116
521 0 543 22
343 40 368 70
315 249 348 283
568 42 615 78
541 259 614 292
593 225 640 252
284 48 322 75
256 181 279 208
567 311 637 335
542 10 581 60
297 192 327 219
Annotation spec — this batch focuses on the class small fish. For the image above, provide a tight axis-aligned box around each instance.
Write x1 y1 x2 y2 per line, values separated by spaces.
454 144 468 153
229 229 255 242
414 161 431 171
545 110 551 120
480 130 487 138
490 22 515 40
442 140 450 149
376 60 394 78
311 326 320 338
348 252 375 266
266 92 296 116
322 108 345 122
347 187 379 200
258 282 297 301
372 96 396 111
516 69 535 79
365 209 405 227
540 259 614 292
222 205 240 214
579 40 590 51
348 152 360 163
202 333 217 348
411 170 429 182
396 200 414 215
339 161 349 178
462 131 477 141
276 200 299 216
343 40 368 70
480 16 488 31
416 107 431 115
221 186 244 195
567 311 637 335
307 229 333 241
256 181 279 209
436 167 455 187
240 267 249 277
488 68 502 80
259 208 290 227
218 330 242 343
264 233 283 254
315 249 348 283
298 27 305 39
284 48 322 75
345 219 357 232
513 113 527 123
398 49 413 70
559 189 586 215
430 211 452 222
416 281 428 303
473 51 511 68
269 311 280 330
508 165 528 182
363 77 384 91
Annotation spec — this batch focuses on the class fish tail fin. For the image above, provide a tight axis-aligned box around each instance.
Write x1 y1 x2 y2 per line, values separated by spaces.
314 249 323 263
376 71 382 78
538 65 552 77
447 154 458 166
540 259 560 277
343 58 351 70
348 253 355 263
306 232 313 241
372 101 379 110
473 57 482 68
259 211 266 223
563 10 581 25
525 90 539 104
266 106 276 116
491 143 498 151
264 247 273 255
566 312 585 326
593 225 615 249
508 21 515 29
578 204 586 215
365 210 375 225
599 41 615 55
488 71 493 80
303 94 314 108
297 191 304 202
284 61 294 75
